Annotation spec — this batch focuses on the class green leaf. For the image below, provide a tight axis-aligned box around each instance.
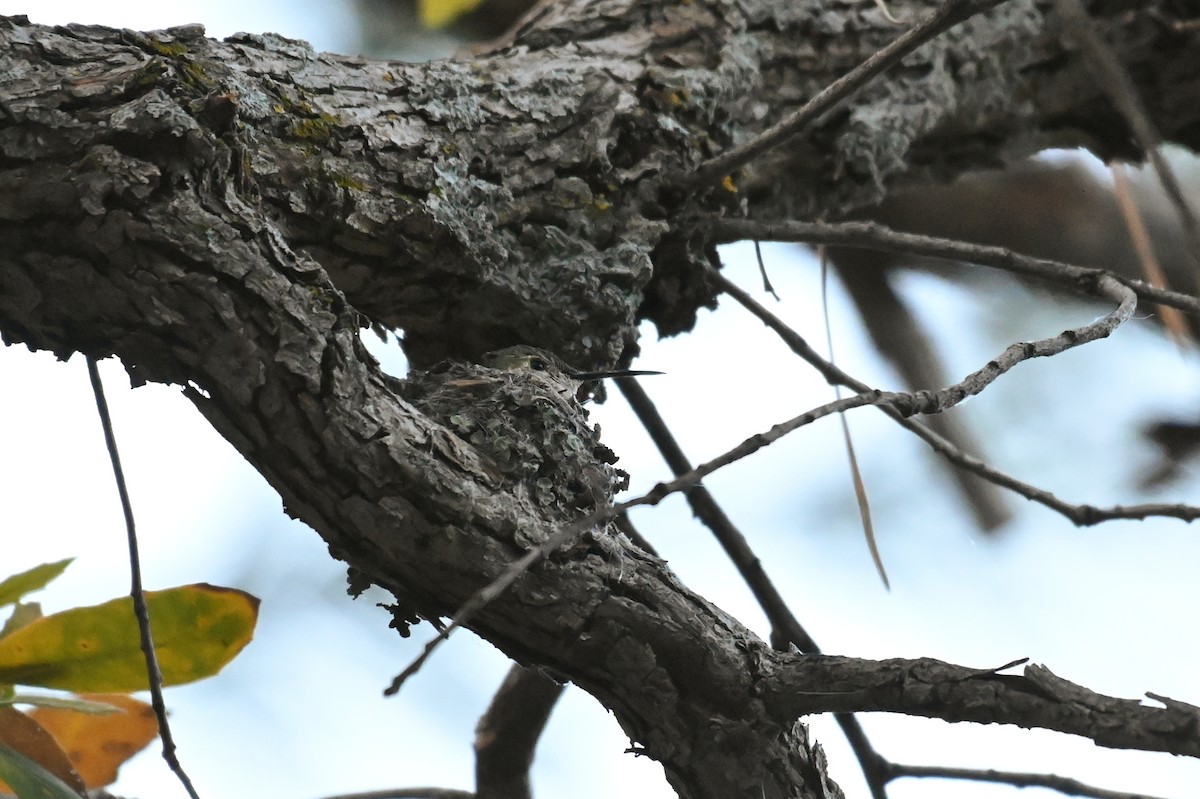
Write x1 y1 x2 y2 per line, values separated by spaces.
0 562 72 610
0 743 84 799
0 584 259 691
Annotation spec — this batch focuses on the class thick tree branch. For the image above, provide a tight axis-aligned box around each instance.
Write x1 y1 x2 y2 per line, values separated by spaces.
4 3 1200 797
5 5 1198 354
0 130 836 795
685 0 1012 187
474 665 564 799
759 657 1200 759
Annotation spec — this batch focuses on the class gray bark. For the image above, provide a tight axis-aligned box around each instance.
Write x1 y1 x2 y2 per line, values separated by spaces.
2 2 1198 797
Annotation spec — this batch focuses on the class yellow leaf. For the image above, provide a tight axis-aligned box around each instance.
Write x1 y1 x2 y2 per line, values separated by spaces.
0 707 85 796
30 694 157 789
0 584 259 691
0 561 72 610
418 0 485 28
1 604 44 640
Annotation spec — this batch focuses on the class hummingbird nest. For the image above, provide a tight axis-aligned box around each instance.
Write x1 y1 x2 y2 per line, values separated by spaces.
400 358 630 529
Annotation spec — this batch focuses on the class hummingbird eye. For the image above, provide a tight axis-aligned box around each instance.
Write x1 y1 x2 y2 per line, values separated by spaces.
529 357 549 371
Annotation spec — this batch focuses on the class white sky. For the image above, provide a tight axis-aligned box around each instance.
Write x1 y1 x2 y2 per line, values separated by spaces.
3 0 360 52
1 4 1199 799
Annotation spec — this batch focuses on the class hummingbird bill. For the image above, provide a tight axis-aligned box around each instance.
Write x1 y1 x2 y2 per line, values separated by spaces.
481 345 662 401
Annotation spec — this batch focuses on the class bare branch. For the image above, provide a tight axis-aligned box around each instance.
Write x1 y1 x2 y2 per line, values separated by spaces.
888 762 1172 799
392 264 1149 687
686 0 1012 188
87 357 201 799
714 269 1200 525
760 657 1200 758
832 252 1013 530
870 275 1135 417
616 379 821 654
474 665 564 799
707 218 1200 315
616 378 897 799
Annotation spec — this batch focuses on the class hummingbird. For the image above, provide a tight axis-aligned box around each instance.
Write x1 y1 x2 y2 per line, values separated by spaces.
399 345 660 522
480 345 662 403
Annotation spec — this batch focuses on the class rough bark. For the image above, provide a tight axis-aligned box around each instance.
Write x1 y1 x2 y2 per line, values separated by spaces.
2 2 1199 797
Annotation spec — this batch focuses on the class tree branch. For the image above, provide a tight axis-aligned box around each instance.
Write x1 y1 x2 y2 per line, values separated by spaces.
713 263 1200 526
4 4 1200 797
616 378 892 799
474 665 564 799
888 762 1172 799
708 218 1200 316
685 0 1012 188
760 657 1200 759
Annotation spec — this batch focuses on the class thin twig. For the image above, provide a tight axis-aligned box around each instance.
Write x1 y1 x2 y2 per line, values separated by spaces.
870 278 1135 418
87 356 201 799
1052 0 1200 277
753 240 780 300
889 762 1171 799
617 379 892 799
617 379 821 653
1109 160 1191 347
820 246 889 589
707 218 1200 315
715 269 1200 525
685 0 1010 188
832 256 1011 531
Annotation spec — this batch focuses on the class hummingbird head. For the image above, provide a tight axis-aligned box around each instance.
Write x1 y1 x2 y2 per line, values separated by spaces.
481 346 571 377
